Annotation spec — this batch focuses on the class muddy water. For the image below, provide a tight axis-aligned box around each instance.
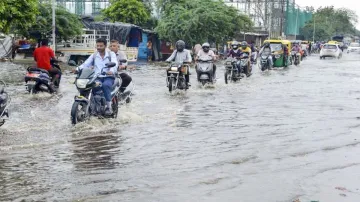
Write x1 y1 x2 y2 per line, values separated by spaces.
1 55 360 202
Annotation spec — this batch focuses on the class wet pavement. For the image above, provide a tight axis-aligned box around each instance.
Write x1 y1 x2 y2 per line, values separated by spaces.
1 54 360 202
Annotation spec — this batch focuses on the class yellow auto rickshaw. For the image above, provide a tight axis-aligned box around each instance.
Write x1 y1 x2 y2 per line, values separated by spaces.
263 39 290 68
328 40 339 45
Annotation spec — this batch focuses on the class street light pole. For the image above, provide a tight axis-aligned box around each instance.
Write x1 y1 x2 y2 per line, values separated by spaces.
52 0 56 51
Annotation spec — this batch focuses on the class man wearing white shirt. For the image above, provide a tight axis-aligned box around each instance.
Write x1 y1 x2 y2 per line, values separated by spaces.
77 38 118 115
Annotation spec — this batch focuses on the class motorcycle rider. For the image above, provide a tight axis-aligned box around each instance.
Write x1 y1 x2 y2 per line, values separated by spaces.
250 41 257 64
75 38 118 115
227 41 242 58
196 42 217 79
33 38 62 91
291 43 301 61
227 41 243 75
166 40 192 88
109 40 132 94
258 42 273 68
239 41 252 76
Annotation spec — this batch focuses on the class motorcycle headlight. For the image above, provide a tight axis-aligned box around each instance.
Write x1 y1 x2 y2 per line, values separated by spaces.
275 54 281 59
76 79 89 89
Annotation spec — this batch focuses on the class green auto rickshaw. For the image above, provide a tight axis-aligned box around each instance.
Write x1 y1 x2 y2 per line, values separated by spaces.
263 39 290 68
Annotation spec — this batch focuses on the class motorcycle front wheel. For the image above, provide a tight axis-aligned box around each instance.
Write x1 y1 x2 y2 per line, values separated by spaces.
224 71 229 84
71 101 87 125
0 119 5 127
169 77 175 92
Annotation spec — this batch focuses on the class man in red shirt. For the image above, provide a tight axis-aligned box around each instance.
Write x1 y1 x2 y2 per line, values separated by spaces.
33 39 61 87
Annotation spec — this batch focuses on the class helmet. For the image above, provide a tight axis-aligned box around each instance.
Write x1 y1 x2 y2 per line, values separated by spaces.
263 42 270 47
231 41 239 50
240 41 248 50
175 40 185 52
202 42 210 52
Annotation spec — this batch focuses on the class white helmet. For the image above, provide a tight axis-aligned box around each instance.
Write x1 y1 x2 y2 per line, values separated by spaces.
202 42 210 52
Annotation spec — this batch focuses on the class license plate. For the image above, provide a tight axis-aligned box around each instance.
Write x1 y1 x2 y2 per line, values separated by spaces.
27 81 36 85
27 73 40 78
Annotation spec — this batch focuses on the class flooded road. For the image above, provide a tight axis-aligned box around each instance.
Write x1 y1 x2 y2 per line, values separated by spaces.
1 54 360 202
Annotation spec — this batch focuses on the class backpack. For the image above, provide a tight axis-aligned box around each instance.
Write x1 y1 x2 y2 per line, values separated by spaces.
91 51 112 67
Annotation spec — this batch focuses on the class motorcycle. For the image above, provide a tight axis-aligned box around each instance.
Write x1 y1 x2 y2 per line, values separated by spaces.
0 80 10 127
166 62 190 92
196 56 215 86
240 53 252 76
70 62 122 125
25 60 61 94
291 51 301 66
224 58 242 84
259 54 271 71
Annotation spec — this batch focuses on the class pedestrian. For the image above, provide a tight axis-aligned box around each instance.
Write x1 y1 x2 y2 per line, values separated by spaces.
147 38 153 62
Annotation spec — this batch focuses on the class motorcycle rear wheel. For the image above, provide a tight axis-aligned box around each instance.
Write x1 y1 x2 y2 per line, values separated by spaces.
112 96 119 118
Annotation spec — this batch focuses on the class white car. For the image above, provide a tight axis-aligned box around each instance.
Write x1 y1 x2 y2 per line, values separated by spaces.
320 44 342 59
347 42 360 53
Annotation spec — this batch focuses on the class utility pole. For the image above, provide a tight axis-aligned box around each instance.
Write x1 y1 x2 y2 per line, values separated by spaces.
294 6 299 40
280 0 285 38
312 16 315 42
264 0 268 33
52 0 56 51
270 0 274 38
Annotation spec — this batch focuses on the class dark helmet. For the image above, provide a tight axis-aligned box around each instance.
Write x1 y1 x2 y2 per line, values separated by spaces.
231 41 239 50
175 40 185 52
202 42 210 53
263 42 270 48
240 41 248 50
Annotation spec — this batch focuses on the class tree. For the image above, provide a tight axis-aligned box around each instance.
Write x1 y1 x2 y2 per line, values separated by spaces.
16 4 83 41
103 0 150 25
155 0 253 45
0 0 38 34
300 6 359 41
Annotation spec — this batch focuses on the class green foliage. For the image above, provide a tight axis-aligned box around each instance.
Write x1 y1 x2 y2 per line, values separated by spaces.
103 0 150 25
17 4 83 41
0 0 38 34
155 0 253 45
300 6 358 41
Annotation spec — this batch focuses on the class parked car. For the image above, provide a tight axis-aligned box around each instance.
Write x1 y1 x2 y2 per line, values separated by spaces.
320 43 342 59
347 42 360 53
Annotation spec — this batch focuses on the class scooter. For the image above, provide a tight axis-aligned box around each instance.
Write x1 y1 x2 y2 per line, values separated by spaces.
0 80 10 127
196 56 215 86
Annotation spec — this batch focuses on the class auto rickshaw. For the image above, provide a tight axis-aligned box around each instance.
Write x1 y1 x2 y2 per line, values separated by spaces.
328 40 339 45
263 39 290 68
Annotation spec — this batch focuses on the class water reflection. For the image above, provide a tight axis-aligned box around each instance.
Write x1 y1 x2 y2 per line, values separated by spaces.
71 133 123 172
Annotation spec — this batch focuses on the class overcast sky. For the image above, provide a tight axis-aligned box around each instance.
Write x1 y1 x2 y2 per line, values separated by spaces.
296 0 360 29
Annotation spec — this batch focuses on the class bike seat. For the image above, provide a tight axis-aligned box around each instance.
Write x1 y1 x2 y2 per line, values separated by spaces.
27 67 49 75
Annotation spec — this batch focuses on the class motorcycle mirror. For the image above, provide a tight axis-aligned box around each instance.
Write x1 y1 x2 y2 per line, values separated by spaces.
120 59 127 63
106 62 116 68
68 60 77 66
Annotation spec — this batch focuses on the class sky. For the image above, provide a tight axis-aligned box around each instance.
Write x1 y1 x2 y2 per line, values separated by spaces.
296 0 360 29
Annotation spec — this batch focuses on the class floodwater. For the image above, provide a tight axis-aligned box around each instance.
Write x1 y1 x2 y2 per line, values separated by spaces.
1 54 360 202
